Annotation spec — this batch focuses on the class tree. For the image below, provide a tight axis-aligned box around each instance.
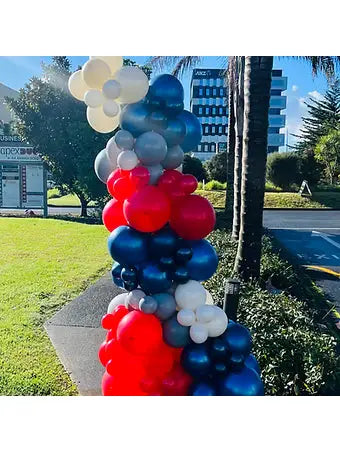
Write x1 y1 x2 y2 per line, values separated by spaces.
224 61 235 223
266 151 301 190
6 56 152 216
315 130 340 185
294 79 340 151
205 151 227 182
233 56 273 280
182 154 207 181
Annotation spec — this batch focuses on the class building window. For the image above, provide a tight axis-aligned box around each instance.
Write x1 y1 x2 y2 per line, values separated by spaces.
198 107 203 115
212 107 216 115
213 88 217 96
204 126 209 134
219 87 224 96
219 107 223 115
211 143 216 152
206 88 210 96
197 144 202 152
225 126 228 134
204 144 209 152
218 126 222 134
212 126 216 134
199 88 203 96
205 107 209 115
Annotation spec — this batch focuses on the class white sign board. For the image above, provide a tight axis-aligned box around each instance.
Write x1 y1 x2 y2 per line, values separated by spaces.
0 146 42 162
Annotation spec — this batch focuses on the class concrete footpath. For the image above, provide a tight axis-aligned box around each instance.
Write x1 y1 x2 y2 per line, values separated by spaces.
44 272 123 396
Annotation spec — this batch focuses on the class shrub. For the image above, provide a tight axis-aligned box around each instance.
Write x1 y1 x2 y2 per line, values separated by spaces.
205 180 226 191
265 181 282 192
205 227 339 396
204 151 227 183
182 154 207 181
298 149 323 187
266 151 301 190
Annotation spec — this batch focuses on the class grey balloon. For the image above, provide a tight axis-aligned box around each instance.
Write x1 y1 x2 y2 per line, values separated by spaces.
126 289 146 310
135 131 168 165
146 163 163 185
139 296 158 314
161 145 184 170
94 148 115 183
163 315 190 348
115 129 134 151
153 293 176 321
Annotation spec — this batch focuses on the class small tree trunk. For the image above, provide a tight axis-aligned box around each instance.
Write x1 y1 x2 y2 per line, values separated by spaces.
225 69 236 225
78 193 88 217
234 56 273 281
232 57 245 241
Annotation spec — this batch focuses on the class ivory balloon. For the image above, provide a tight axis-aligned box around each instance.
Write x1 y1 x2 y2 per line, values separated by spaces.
106 137 121 166
84 89 104 108
175 280 206 311
195 305 216 323
102 79 121 99
190 323 209 344
87 106 119 133
117 150 138 171
177 309 196 327
103 100 120 117
206 306 228 337
90 56 123 74
116 66 149 104
107 293 128 313
205 289 214 305
82 58 111 89
94 149 116 183
68 70 89 101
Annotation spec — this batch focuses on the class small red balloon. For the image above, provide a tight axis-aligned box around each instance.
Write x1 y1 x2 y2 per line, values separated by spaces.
98 341 109 366
158 169 182 194
161 364 192 396
170 194 216 240
107 168 129 196
101 313 116 330
112 177 136 201
117 311 163 356
102 198 127 232
123 186 171 233
180 174 198 194
102 371 146 396
130 166 150 189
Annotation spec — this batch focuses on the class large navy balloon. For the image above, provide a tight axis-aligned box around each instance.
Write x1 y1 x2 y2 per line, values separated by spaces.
219 322 252 356
209 337 230 362
149 227 179 258
120 102 151 137
177 110 202 152
139 262 172 294
181 343 212 378
149 74 184 104
163 315 190 348
159 118 186 147
190 380 217 396
217 366 264 396
244 353 261 375
186 239 218 281
108 226 148 267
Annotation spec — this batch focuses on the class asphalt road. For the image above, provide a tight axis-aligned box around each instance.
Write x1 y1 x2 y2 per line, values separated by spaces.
264 210 340 316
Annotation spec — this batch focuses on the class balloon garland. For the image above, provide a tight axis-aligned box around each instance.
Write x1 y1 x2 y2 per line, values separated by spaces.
68 57 264 396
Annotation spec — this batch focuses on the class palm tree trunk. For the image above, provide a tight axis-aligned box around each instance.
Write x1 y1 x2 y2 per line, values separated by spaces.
232 57 245 241
234 56 273 280
225 66 235 224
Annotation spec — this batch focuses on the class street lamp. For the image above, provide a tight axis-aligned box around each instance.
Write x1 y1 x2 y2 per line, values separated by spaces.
223 278 241 322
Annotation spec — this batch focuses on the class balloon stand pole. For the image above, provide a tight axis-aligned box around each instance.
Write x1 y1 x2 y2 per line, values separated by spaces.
223 278 241 322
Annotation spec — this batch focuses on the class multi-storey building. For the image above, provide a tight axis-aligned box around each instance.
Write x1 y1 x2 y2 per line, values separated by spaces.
190 68 287 161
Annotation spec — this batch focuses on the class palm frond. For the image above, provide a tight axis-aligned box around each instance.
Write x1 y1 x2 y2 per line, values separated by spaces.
298 56 340 79
148 56 202 77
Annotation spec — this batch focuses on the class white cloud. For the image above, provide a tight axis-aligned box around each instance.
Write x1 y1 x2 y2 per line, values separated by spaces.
292 85 298 92
308 90 323 101
298 97 307 107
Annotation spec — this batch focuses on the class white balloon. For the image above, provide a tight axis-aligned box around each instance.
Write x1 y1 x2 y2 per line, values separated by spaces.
195 305 216 323
126 289 146 310
94 148 116 183
190 323 209 344
87 106 119 133
103 79 121 99
206 306 228 337
176 165 183 173
103 100 120 117
115 66 149 104
90 56 123 75
68 70 89 101
117 150 138 171
175 280 207 311
82 58 111 89
205 289 214 305
105 137 121 167
84 89 104 108
107 293 127 313
177 309 196 327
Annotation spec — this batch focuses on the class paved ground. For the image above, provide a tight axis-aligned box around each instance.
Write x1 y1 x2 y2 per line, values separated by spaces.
0 206 96 216
45 272 123 396
264 210 340 315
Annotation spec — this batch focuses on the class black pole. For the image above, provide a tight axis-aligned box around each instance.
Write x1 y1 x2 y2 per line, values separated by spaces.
223 278 241 322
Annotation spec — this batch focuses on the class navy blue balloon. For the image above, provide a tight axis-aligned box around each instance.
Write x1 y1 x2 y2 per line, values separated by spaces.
175 247 193 264
244 353 261 375
177 110 202 152
148 110 168 129
121 267 138 283
149 228 179 258
163 315 190 348
218 366 264 396
230 352 246 370
172 266 189 284
113 277 124 289
139 262 172 294
108 226 148 267
111 262 123 279
181 343 212 378
190 380 216 396
149 74 184 103
124 280 138 291
159 256 176 271
220 322 252 356
159 118 186 147
209 337 230 362
120 102 151 137
165 99 184 116
212 361 229 376
186 239 218 281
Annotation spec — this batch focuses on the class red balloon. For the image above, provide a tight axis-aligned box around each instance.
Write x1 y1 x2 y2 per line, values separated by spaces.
107 168 129 196
130 166 150 189
112 177 136 201
98 341 110 367
117 311 163 356
123 186 171 233
106 341 146 379
180 174 198 194
101 313 116 330
102 371 147 396
102 198 127 232
145 343 175 378
140 376 162 394
158 169 182 194
170 194 216 240
106 329 115 341
161 364 193 396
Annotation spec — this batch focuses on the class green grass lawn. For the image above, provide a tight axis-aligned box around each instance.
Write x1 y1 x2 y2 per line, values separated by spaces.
0 218 111 395
48 194 97 207
196 190 340 209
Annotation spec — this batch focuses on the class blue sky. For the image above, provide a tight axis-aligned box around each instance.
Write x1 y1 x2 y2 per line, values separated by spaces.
0 56 331 146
